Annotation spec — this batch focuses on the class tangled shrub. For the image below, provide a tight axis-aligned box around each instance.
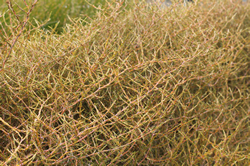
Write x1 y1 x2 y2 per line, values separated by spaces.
0 0 250 165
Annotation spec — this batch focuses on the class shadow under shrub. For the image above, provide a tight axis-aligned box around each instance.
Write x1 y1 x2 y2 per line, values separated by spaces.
0 0 250 165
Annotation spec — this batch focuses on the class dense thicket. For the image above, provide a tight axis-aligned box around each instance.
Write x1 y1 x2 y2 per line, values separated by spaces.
1 0 250 165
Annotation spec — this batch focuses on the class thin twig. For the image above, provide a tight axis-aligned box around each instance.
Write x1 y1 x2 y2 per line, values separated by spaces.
1 0 38 72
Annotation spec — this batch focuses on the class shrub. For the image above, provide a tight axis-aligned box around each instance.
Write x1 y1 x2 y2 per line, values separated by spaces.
0 0 250 165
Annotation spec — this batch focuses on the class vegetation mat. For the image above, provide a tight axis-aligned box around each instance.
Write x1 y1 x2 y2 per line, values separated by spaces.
0 0 250 165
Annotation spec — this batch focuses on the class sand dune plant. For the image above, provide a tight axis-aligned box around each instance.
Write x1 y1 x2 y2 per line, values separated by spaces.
0 0 250 165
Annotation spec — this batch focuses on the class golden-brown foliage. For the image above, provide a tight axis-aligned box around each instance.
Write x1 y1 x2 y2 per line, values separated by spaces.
0 0 250 165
